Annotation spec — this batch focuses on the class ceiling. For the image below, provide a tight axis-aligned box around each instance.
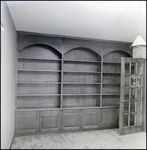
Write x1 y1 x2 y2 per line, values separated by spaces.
5 1 146 43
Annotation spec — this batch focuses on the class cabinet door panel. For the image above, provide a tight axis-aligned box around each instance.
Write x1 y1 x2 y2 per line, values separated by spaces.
82 109 100 129
40 110 60 132
100 109 118 128
62 110 81 130
15 111 38 134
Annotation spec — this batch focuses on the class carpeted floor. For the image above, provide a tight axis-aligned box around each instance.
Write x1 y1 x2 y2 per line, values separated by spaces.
11 129 146 149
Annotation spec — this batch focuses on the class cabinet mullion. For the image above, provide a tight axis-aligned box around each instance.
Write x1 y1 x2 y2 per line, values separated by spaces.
60 54 64 108
100 52 103 107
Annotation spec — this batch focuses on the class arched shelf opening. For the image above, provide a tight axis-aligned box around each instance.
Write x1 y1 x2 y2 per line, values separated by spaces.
64 47 101 61
102 50 131 107
18 44 61 60
18 43 62 73
62 47 101 108
17 44 61 109
63 47 101 72
103 50 131 63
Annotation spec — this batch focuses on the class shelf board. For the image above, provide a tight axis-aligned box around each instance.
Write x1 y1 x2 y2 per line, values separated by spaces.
124 86 143 88
18 69 61 72
17 94 61 96
103 72 120 74
17 82 61 84
63 94 100 96
62 105 100 108
16 106 60 110
18 57 61 61
64 59 101 63
64 71 101 74
102 105 120 107
15 106 120 111
63 82 101 84
125 74 143 76
102 83 120 84
102 93 120 95
103 61 121 64
122 99 142 102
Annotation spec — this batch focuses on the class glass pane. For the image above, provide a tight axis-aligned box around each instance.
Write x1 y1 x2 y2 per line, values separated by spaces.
135 100 142 113
130 88 135 100
130 114 135 126
136 113 141 126
136 76 142 87
130 101 135 113
124 101 129 113
137 63 143 75
136 88 142 100
130 76 136 87
125 63 130 74
124 88 129 100
131 62 136 75
124 75 129 87
123 114 128 127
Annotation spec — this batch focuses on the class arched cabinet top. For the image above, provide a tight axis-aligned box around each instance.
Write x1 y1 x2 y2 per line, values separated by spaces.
103 49 131 57
102 42 132 57
103 50 132 63
17 31 132 56
18 44 61 59
17 32 63 53
64 47 101 61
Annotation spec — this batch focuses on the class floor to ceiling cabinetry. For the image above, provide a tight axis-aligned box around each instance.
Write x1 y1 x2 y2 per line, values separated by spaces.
15 32 132 136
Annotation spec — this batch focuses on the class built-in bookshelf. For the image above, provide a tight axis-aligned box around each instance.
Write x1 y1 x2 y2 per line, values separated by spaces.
62 48 101 108
102 51 131 107
15 32 132 136
17 47 131 110
17 44 61 109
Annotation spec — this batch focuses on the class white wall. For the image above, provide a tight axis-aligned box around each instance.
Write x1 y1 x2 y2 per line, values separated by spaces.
1 1 17 149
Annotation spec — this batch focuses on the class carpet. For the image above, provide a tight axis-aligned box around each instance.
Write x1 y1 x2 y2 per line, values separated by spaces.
11 129 146 149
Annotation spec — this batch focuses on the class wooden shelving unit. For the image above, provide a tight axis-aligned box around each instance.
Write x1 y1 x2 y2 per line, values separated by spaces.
17 45 61 110
102 51 130 107
15 33 132 136
62 48 101 108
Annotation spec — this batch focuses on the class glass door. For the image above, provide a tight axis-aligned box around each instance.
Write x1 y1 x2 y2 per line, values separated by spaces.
119 57 145 135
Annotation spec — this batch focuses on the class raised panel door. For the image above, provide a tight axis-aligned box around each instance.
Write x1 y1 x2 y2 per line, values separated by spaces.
15 111 39 134
40 110 61 132
100 109 118 128
62 110 81 130
82 109 100 129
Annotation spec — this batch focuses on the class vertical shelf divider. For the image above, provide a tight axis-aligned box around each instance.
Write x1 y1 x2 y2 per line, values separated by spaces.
60 54 64 108
100 52 103 107
128 61 131 126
